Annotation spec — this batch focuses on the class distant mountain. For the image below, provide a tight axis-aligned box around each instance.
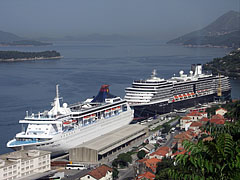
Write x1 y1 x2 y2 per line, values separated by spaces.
63 33 138 41
0 30 23 42
167 11 240 48
0 30 52 46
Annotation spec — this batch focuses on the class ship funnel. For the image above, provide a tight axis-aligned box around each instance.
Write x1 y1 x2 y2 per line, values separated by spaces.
91 85 116 103
194 64 202 76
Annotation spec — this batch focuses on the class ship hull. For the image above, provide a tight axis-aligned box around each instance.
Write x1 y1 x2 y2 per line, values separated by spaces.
132 90 231 118
8 110 133 156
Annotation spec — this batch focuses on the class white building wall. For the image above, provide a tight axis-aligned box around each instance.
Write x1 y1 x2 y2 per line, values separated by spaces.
0 150 51 180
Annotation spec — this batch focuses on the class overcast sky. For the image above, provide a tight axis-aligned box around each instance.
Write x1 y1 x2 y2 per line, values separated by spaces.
0 0 239 40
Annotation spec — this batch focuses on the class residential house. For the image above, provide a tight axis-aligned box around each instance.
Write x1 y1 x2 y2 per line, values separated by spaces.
148 147 172 160
180 116 192 130
186 111 207 121
80 164 112 180
189 121 202 135
210 114 225 125
215 108 227 116
136 171 155 180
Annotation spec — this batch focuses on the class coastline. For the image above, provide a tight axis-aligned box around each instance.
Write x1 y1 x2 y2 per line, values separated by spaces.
0 56 63 62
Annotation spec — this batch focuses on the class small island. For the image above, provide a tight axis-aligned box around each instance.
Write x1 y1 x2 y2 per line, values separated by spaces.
203 48 240 79
0 50 62 62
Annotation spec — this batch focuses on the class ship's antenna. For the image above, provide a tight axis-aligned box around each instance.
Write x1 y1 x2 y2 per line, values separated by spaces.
56 84 59 99
151 69 157 78
217 73 222 97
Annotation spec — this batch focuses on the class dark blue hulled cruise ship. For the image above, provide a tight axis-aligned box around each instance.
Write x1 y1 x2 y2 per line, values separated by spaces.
125 64 231 118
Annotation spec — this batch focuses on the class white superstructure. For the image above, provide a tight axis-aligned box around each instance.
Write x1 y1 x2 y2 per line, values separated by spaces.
7 85 134 155
125 64 231 117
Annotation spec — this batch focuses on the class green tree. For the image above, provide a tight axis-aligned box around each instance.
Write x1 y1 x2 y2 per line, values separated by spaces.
169 133 240 180
137 150 147 160
162 123 171 134
155 158 175 180
112 153 132 168
112 168 119 180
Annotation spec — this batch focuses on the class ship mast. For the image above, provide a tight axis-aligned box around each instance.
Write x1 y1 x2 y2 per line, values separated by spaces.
217 73 222 97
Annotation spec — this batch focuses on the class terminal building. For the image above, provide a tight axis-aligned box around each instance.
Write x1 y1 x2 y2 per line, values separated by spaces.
0 150 51 180
69 124 148 163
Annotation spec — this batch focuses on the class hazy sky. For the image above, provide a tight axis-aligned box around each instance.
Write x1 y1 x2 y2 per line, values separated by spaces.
0 0 239 40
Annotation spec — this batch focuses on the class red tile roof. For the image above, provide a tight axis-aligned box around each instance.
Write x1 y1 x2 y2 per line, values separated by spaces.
203 136 213 142
181 116 191 120
174 132 192 141
144 158 161 172
201 117 209 122
137 171 155 180
210 119 225 125
212 114 224 120
187 111 203 117
87 164 112 179
190 121 202 127
171 150 187 157
150 146 170 157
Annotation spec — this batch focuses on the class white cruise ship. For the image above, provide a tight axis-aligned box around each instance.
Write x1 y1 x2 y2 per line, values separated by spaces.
125 64 231 117
7 85 134 155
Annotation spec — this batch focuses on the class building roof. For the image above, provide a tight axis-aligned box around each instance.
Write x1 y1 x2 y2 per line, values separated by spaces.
174 132 192 142
87 164 112 180
210 114 225 125
0 150 51 167
136 171 155 180
144 158 161 172
181 116 191 120
187 111 203 117
190 121 202 127
210 119 225 125
201 117 209 122
143 144 155 152
150 146 170 157
216 108 227 112
203 136 213 142
211 114 224 120
76 124 147 155
171 150 187 158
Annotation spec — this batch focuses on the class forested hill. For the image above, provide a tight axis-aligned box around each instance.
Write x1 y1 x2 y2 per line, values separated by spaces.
203 49 240 79
167 11 240 48
0 51 61 61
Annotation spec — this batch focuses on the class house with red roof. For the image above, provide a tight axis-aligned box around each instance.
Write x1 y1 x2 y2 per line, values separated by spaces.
216 108 227 116
200 117 209 124
186 111 207 121
189 121 202 134
171 150 187 159
136 157 161 174
180 116 192 130
148 146 172 160
210 114 225 125
136 171 155 180
173 131 193 149
80 164 112 180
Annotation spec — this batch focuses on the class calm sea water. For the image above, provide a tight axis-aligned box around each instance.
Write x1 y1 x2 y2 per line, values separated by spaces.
0 41 238 154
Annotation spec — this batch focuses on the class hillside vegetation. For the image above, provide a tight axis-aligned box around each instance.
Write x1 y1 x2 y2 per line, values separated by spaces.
203 49 240 78
0 51 61 61
168 11 240 48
